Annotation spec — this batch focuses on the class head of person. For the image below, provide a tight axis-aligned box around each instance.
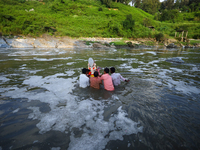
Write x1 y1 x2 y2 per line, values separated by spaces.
82 68 87 74
110 67 115 74
104 67 109 74
86 69 90 74
94 71 99 77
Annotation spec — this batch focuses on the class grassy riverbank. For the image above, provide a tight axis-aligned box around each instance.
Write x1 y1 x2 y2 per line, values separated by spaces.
0 0 200 40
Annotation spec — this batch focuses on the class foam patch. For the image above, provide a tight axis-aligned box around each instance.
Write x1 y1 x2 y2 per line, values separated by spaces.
2 73 142 149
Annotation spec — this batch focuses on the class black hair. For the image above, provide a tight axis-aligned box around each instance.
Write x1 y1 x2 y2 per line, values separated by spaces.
110 67 115 73
94 71 99 77
86 69 90 72
104 67 109 73
82 68 87 74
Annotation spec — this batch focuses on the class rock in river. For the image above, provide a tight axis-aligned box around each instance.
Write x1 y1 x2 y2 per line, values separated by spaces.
166 43 179 48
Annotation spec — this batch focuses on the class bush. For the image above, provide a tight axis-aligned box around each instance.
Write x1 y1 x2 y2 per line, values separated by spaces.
123 14 135 31
143 18 152 27
107 20 123 36
193 34 200 39
101 0 112 8
98 7 103 11
155 33 164 41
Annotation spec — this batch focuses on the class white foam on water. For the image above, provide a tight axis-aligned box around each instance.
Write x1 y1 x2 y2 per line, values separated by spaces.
3 74 76 107
12 108 20 113
103 58 136 62
13 59 33 61
51 147 61 150
129 68 143 73
119 63 132 69
168 79 200 95
33 57 72 61
68 106 143 150
2 73 142 150
138 61 145 64
192 66 200 71
8 49 71 57
147 60 160 65
127 142 131 147
146 51 157 55
33 140 39 144
66 62 75 65
0 76 10 83
170 67 183 73
65 70 75 76
154 69 200 95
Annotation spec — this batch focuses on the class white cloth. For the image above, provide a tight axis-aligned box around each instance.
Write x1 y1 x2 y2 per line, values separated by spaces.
79 74 90 88
111 73 125 86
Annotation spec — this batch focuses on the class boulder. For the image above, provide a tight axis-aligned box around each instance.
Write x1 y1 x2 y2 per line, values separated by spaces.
104 42 110 47
126 42 134 47
6 38 34 48
92 43 108 49
32 37 58 48
184 45 193 48
166 43 179 48
74 41 92 49
56 37 76 48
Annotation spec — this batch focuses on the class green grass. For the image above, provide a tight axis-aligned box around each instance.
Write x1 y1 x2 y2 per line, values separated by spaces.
0 0 200 39
190 40 200 45
110 41 127 46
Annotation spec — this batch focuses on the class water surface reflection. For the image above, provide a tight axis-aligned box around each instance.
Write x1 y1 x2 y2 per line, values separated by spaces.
0 48 199 150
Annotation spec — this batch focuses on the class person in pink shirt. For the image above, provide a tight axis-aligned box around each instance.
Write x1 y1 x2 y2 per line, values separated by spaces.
100 68 114 91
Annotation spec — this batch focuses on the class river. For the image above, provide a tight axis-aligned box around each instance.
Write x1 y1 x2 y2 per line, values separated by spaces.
0 47 200 150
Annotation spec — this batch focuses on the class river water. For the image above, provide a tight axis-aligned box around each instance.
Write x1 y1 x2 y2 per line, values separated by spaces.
0 47 199 150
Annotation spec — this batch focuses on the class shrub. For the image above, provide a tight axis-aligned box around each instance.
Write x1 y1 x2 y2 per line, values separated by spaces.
155 33 164 41
143 18 152 27
123 14 135 31
98 7 103 11
193 34 200 39
101 0 112 8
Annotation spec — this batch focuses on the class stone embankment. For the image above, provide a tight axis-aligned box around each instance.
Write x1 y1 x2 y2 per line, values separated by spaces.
0 36 120 49
0 35 199 49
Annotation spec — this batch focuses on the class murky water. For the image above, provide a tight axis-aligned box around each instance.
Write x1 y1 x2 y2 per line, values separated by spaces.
0 47 200 150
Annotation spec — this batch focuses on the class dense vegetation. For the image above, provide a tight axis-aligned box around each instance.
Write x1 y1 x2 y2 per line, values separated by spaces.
0 0 200 39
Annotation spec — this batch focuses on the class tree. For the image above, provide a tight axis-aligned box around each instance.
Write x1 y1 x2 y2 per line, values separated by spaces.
134 0 141 8
123 14 135 31
141 0 160 14
101 0 112 7
114 0 132 5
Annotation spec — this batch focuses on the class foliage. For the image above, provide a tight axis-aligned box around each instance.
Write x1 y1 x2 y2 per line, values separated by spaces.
158 9 179 22
141 0 160 15
110 41 127 45
155 33 164 41
98 7 103 11
190 40 200 45
0 0 199 39
143 18 152 27
101 0 112 8
123 14 135 31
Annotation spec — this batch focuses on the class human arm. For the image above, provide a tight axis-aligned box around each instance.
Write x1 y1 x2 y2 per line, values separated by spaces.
119 74 129 82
